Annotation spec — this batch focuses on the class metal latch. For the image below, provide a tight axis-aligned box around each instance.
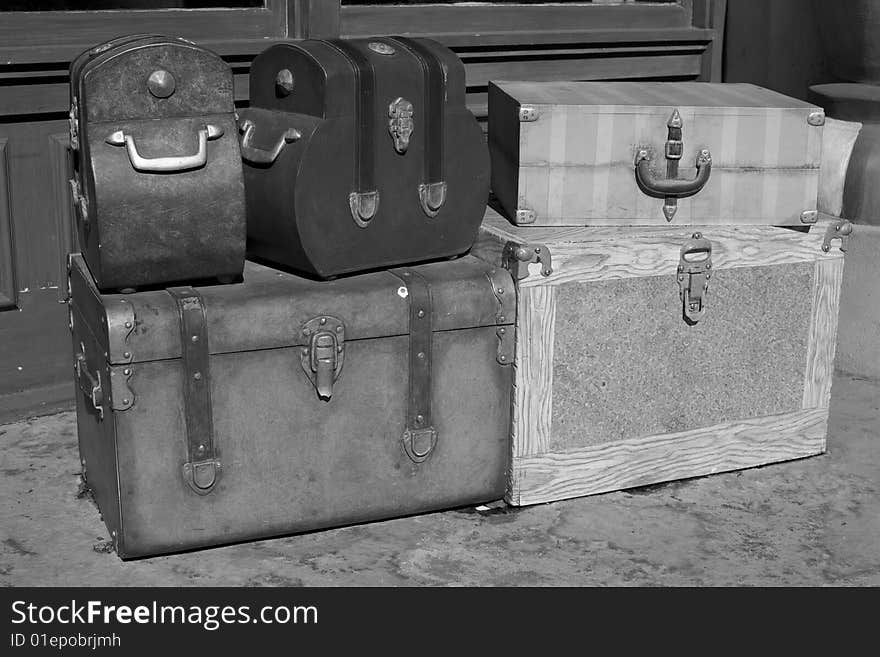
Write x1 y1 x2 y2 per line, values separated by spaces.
75 343 104 420
502 241 553 280
635 108 712 222
677 232 712 325
822 219 853 253
300 316 345 400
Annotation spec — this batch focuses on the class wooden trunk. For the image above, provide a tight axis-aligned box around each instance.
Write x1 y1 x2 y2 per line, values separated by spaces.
68 253 514 558
473 209 845 506
489 82 824 227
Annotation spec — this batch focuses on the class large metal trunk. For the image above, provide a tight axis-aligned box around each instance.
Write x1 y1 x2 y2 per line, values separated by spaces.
490 81 824 226
241 37 489 278
473 209 846 505
68 254 514 558
69 36 246 291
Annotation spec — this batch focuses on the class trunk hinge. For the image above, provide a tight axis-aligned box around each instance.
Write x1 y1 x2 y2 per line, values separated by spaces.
390 268 438 464
502 241 553 280
485 267 516 365
821 218 853 253
168 287 219 496
299 315 345 400
677 232 713 325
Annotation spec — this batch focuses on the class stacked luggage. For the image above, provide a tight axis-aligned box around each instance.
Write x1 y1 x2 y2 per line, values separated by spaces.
67 36 847 558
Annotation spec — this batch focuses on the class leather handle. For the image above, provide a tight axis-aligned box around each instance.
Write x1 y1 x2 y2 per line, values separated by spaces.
238 119 301 165
635 149 712 199
106 124 223 172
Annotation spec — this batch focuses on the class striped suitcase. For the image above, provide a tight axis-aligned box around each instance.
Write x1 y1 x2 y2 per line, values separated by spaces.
489 81 825 227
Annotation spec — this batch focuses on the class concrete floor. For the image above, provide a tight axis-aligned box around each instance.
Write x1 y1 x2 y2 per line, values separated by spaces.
1 373 877 586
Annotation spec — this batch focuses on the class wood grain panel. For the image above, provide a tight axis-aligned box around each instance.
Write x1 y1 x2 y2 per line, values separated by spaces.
477 216 839 288
507 407 828 506
465 54 702 89
0 5 286 56
0 138 15 309
514 285 556 459
802 257 845 409
48 133 76 302
341 3 691 37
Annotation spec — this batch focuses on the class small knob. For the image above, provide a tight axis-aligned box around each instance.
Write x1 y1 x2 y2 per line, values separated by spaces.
147 69 176 98
275 69 295 97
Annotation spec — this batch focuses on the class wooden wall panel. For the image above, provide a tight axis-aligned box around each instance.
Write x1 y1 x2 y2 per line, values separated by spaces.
48 133 77 302
0 138 15 309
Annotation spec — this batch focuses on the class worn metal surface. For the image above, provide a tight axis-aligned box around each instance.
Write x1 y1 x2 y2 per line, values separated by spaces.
71 37 245 290
242 37 489 278
550 262 814 450
67 254 514 558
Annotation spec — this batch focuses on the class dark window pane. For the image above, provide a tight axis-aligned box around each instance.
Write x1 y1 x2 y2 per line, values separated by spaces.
2 1 263 9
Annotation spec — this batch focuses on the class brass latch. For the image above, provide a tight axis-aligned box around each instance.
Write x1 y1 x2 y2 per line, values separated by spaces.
502 241 553 280
822 219 853 253
300 316 345 400
677 232 712 325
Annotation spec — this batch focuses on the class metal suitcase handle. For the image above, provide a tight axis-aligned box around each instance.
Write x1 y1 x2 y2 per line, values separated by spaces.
238 119 301 165
106 124 223 172
635 148 713 198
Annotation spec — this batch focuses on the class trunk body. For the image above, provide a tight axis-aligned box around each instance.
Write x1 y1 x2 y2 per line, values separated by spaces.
473 209 844 505
490 82 824 226
242 37 489 278
68 254 514 558
69 36 246 291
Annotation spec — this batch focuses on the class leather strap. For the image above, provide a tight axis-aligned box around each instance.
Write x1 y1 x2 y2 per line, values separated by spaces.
389 36 448 217
389 268 437 463
326 38 378 223
167 286 219 495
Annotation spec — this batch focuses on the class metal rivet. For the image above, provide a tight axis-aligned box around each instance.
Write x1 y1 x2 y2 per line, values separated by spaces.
417 352 425 359
705 263 711 270
191 335 199 343
197 444 205 454
822 244 830 252
302 328 311 336
337 346 343 353
416 414 424 424
123 352 131 359
693 232 702 239
336 325 343 333
147 69 176 98
417 309 425 318
193 372 202 381
123 368 131 376
497 288 504 295
499 328 506 335
499 315 506 323
320 317 327 325
124 321 132 329
301 348 308 355
122 398 129 405
535 247 541 253
275 68 295 97
500 355 507 362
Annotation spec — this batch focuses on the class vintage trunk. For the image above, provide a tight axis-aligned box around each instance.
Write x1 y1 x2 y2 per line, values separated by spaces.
241 37 489 278
68 253 514 558
489 81 825 227
473 208 847 505
69 36 246 290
